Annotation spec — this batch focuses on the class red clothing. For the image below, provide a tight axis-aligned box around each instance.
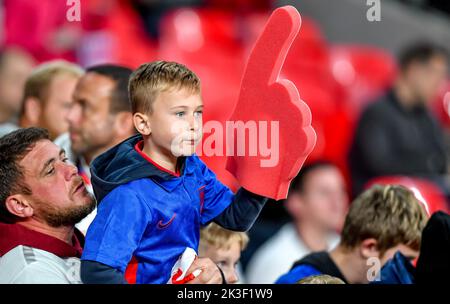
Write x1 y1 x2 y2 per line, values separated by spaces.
0 222 84 258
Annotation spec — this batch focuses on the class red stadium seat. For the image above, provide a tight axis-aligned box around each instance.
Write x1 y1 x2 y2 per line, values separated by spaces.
431 80 450 128
329 45 397 116
365 176 450 215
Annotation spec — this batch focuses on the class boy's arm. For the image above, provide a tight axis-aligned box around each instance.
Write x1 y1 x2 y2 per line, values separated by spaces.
195 155 268 231
81 260 127 284
213 188 267 231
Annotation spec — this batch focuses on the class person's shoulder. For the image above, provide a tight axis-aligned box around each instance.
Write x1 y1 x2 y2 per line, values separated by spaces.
186 154 204 168
102 179 155 202
186 154 215 178
0 245 28 273
0 246 81 284
362 93 396 116
247 225 295 266
0 122 19 137
275 263 322 284
255 224 296 255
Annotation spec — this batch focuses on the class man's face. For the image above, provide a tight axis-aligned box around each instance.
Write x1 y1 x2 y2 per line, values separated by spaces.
0 51 34 117
200 242 241 284
296 167 348 232
40 73 79 140
19 139 95 227
407 55 448 104
147 89 203 157
67 72 117 161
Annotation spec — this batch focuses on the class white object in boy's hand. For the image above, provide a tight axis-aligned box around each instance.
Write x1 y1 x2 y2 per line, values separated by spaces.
168 247 202 284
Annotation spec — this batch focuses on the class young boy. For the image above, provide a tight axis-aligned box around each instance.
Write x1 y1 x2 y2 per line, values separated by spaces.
80 61 268 284
275 185 428 284
198 223 249 284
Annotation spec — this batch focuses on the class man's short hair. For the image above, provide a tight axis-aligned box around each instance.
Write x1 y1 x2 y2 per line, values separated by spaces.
0 127 49 223
340 184 428 255
128 61 201 114
21 60 83 115
289 160 337 194
200 223 249 252
86 64 133 114
399 41 448 71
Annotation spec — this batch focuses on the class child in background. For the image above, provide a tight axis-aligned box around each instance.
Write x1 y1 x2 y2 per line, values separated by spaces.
199 223 249 284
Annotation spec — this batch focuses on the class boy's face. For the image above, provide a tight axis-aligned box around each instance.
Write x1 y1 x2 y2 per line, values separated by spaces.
146 88 203 157
200 242 241 284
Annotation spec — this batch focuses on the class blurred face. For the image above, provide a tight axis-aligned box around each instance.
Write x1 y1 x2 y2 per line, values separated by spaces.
67 72 117 162
200 242 241 284
293 166 348 232
406 55 448 104
146 88 203 157
0 51 34 118
19 140 95 227
40 73 79 139
379 244 419 266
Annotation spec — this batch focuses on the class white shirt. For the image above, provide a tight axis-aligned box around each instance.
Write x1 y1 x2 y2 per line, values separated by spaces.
0 122 18 138
245 223 340 284
54 132 97 235
0 245 82 284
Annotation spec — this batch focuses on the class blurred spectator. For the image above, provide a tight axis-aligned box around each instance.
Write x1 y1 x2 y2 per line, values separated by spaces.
199 223 249 284
19 60 84 140
276 185 428 284
0 128 95 283
415 211 450 283
246 161 347 284
349 42 449 197
3 0 82 62
54 64 135 234
0 47 35 137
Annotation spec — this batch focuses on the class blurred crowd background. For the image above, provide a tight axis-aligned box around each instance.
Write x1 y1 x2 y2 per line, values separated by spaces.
0 0 449 283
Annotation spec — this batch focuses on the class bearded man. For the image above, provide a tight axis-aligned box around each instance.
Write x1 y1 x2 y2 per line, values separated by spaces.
0 127 96 283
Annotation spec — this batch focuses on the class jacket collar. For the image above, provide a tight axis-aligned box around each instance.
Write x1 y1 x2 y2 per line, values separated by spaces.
0 222 84 258
134 140 195 192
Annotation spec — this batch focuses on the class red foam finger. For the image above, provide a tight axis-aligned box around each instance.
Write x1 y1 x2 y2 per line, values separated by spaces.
225 6 317 200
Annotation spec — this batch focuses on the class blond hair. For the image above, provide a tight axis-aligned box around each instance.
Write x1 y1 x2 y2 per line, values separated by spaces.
199 223 249 252
22 60 83 108
341 185 428 255
297 275 345 284
128 61 201 114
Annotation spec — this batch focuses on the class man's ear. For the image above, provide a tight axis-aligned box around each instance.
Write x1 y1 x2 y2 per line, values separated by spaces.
133 112 151 136
5 195 34 219
22 97 42 125
114 112 134 137
359 238 380 259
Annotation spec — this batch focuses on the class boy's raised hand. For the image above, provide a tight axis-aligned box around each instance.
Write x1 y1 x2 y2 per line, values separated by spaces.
225 6 316 200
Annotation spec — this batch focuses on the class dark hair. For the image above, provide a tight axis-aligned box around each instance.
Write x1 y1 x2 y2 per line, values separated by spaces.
86 64 133 114
289 160 337 194
399 41 448 71
0 127 49 223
